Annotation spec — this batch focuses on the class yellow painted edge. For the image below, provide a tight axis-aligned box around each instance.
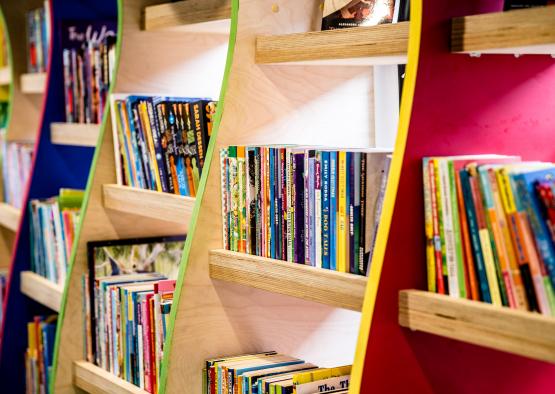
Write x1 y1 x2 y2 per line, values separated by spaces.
349 1 423 392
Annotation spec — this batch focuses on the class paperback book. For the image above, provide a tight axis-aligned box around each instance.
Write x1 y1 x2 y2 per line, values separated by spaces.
1 137 34 209
220 145 391 276
111 94 217 197
26 2 50 73
423 156 555 316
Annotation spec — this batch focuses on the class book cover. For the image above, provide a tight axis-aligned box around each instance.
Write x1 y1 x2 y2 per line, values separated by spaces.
322 0 395 30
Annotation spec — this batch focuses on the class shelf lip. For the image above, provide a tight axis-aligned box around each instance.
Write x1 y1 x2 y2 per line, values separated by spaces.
451 5 555 55
0 202 21 232
20 72 46 94
255 22 409 66
399 290 555 363
143 0 232 33
50 122 100 147
102 184 195 225
74 361 148 394
0 66 11 85
20 271 63 312
208 249 367 311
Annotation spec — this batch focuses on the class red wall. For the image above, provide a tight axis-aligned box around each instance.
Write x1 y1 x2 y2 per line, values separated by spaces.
360 0 555 392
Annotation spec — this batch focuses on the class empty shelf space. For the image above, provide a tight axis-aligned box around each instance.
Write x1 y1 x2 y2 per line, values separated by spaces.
50 122 101 147
20 271 63 312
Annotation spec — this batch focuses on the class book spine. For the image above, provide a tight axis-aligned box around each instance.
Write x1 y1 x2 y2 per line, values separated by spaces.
359 154 367 276
448 160 467 298
322 151 331 270
192 101 209 171
294 152 305 264
308 152 316 266
220 149 230 250
237 147 247 253
329 152 338 271
260 148 267 257
304 151 311 265
270 148 277 259
337 151 347 273
246 148 257 255
315 152 322 269
423 158 437 292
433 159 449 293
255 148 262 257
184 103 200 193
353 152 361 275
280 148 287 261
228 146 239 252
156 103 175 194
265 148 271 258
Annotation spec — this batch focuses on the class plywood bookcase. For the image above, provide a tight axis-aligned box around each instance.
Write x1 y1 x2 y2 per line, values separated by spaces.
0 0 117 391
51 0 230 392
351 1 555 393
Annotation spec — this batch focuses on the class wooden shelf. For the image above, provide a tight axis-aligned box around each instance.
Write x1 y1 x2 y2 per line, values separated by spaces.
20 271 63 312
0 66 11 85
399 290 555 363
0 202 21 232
50 122 101 147
102 184 195 225
452 6 555 55
74 361 147 394
209 249 367 311
143 0 231 33
255 22 409 66
20 72 46 94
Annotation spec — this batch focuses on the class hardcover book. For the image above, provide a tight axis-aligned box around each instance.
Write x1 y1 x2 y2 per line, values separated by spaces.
322 0 395 30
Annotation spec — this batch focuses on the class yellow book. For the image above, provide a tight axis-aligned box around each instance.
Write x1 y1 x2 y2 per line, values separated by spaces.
337 151 347 272
139 101 162 191
292 365 351 385
422 159 436 292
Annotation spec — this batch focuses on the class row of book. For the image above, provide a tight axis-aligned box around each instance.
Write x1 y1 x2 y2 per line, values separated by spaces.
26 2 50 74
423 155 555 316
220 146 391 276
25 315 57 394
29 189 83 286
61 21 117 124
112 95 217 197
83 236 184 393
1 138 33 209
204 352 350 394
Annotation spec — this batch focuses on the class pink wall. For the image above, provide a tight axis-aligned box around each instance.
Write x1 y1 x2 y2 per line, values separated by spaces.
360 0 555 392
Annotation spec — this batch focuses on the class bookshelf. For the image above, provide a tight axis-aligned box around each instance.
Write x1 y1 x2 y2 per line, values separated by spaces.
351 0 555 393
452 5 555 55
256 22 409 66
102 184 195 227
209 249 367 311
0 65 9 84
20 72 46 94
20 271 63 312
74 361 148 394
0 202 21 232
143 0 231 33
51 0 229 392
0 0 115 390
50 122 101 147
399 290 555 364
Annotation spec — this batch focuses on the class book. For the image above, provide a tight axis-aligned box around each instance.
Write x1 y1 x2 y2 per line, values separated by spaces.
25 315 57 394
504 1 555 10
1 138 34 209
26 3 49 73
322 0 396 30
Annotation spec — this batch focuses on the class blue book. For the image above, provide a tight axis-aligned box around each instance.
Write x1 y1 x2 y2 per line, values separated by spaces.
460 169 492 302
321 151 331 269
513 167 555 290
329 151 338 271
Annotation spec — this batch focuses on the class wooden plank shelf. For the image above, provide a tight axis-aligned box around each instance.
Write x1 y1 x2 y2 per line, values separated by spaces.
452 5 555 55
20 72 46 94
0 202 21 232
0 66 11 85
255 22 409 66
102 184 195 225
209 249 367 311
20 271 63 312
50 122 100 147
143 0 231 33
399 290 555 363
74 361 148 394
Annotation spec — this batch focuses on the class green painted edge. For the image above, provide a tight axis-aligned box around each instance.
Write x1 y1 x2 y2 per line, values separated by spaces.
48 0 124 391
158 1 239 392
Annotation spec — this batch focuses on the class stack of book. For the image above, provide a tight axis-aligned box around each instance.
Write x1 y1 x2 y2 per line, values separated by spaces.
25 315 57 394
219 146 391 276
26 2 50 73
1 138 33 209
423 155 555 315
61 21 117 124
111 95 217 197
29 189 84 286
204 352 350 394
83 236 185 393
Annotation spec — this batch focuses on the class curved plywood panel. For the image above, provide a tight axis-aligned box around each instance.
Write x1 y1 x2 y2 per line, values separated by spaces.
161 0 392 391
51 0 229 392
353 0 555 393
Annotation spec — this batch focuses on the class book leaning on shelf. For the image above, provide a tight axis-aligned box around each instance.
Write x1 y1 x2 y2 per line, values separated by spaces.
25 315 57 394
220 145 391 276
29 189 84 286
61 21 117 124
204 352 351 394
111 94 217 197
423 155 555 316
26 2 50 74
82 236 185 393
1 137 33 209
321 0 409 30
